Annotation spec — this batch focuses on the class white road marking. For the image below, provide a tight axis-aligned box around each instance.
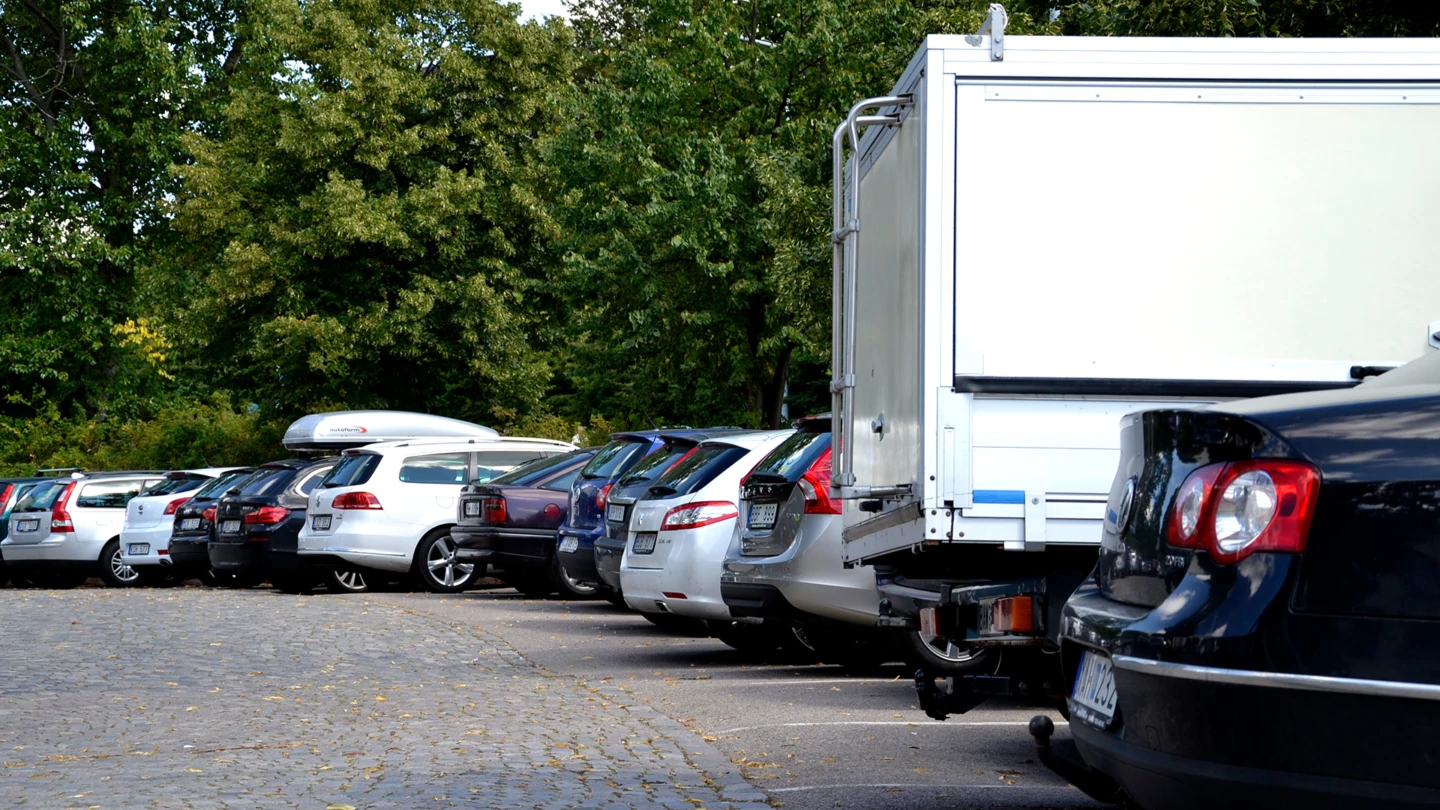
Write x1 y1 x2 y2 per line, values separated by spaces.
714 720 1028 734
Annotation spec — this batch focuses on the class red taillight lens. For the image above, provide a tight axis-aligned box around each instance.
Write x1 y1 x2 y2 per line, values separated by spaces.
799 448 840 515
0 484 13 507
482 496 507 524
1165 460 1320 564
661 501 738 531
243 505 291 525
595 483 614 510
51 482 76 533
202 506 217 524
332 491 382 510
163 497 190 516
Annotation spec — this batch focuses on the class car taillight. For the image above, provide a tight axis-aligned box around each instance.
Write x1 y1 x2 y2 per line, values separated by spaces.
1165 459 1319 564
595 483 613 510
51 482 76 532
202 506 217 524
798 447 840 515
482 496 507 524
243 506 292 525
164 497 190 516
661 501 738 531
992 596 1036 634
0 484 12 507
332 491 382 510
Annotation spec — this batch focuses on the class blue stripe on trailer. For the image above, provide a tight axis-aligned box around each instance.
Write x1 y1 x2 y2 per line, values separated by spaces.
972 490 1026 505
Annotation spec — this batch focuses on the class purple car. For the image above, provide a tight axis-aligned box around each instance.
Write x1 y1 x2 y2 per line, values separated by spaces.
451 449 598 599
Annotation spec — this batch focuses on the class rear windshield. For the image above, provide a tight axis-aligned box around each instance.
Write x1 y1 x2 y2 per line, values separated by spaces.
645 444 749 499
141 476 206 497
14 481 66 512
76 479 149 509
323 454 381 488
618 441 696 487
748 432 830 483
474 451 552 484
579 438 651 479
489 451 592 487
235 468 297 498
194 471 252 499
1367 350 1440 388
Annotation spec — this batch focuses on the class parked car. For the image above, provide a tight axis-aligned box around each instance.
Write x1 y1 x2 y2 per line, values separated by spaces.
451 449 598 598
118 469 240 582
619 430 792 645
595 429 747 604
166 468 258 586
210 458 338 593
2 470 166 587
1030 350 1440 810
0 476 52 587
297 438 574 593
556 432 668 590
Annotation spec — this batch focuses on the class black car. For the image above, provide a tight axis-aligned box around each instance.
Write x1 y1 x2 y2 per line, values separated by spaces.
593 429 745 603
209 458 336 593
1033 351 1440 810
452 449 597 598
168 468 257 586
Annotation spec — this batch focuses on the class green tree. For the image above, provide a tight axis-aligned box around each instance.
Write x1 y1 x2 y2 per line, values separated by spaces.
546 0 1045 429
1026 0 1440 36
0 0 243 418
170 0 575 423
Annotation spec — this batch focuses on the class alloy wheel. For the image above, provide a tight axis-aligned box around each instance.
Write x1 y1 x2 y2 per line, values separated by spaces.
426 535 474 589
110 548 140 585
920 632 983 664
335 569 367 591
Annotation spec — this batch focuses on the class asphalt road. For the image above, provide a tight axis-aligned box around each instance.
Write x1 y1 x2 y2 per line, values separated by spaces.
381 587 1102 810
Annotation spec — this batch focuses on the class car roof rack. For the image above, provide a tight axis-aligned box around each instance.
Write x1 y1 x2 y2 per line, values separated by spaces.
34 467 84 477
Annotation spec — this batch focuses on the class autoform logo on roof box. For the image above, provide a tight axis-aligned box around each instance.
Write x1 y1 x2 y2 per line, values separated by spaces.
325 426 369 436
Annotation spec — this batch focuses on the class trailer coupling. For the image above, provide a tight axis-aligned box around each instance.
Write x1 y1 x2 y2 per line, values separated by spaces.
913 671 1059 720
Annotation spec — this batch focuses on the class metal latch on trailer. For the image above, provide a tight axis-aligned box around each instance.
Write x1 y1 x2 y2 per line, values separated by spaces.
965 3 1007 62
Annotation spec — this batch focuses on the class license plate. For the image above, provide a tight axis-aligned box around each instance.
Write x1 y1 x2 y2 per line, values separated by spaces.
464 501 480 517
559 536 579 553
127 543 150 555
632 532 657 555
606 503 626 523
180 518 200 531
1070 650 1119 728
16 519 39 532
747 502 778 529
220 520 241 534
312 515 332 531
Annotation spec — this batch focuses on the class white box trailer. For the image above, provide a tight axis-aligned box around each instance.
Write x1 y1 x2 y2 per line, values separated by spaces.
830 7 1440 651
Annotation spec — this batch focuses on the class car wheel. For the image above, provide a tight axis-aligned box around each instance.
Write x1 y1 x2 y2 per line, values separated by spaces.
325 567 371 594
99 539 142 588
413 529 477 593
549 553 599 600
899 628 994 676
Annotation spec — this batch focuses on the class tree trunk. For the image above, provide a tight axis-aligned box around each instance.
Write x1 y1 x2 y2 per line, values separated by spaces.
761 344 792 429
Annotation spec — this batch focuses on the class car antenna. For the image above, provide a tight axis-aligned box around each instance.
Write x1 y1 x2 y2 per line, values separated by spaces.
642 410 661 432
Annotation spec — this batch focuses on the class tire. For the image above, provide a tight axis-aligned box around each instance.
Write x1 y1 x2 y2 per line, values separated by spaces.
549 552 599 600
271 573 316 595
412 529 478 593
898 628 994 676
325 566 371 594
30 569 87 589
98 539 142 588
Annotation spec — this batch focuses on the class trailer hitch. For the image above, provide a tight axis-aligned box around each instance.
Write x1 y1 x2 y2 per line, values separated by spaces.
1028 716 1127 806
914 669 1065 720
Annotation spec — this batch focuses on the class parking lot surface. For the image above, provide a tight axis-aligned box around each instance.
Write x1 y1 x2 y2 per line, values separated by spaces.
0 586 1098 809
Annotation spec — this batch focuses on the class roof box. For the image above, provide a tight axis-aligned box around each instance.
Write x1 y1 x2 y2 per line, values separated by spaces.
282 410 499 451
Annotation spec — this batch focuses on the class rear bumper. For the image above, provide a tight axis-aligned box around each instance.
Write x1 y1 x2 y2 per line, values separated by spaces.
452 526 553 570
556 527 602 584
1 535 105 564
167 534 211 568
119 524 177 567
209 539 266 572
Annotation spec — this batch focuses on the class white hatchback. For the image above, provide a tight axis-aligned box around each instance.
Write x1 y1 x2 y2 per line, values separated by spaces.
118 468 241 576
297 437 574 592
620 430 792 622
2 471 166 587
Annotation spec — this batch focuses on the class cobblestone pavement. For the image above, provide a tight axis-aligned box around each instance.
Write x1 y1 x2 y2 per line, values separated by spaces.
0 588 771 809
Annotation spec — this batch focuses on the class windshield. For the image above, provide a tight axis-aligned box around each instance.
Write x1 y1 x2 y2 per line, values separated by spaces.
141 476 207 497
748 432 830 483
579 438 651 479
489 450 592 487
323 453 381 488
1365 350 1440 388
619 442 695 486
194 471 252 499
645 444 748 499
14 481 66 512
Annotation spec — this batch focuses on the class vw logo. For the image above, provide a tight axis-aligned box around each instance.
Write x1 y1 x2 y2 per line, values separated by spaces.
1116 476 1137 534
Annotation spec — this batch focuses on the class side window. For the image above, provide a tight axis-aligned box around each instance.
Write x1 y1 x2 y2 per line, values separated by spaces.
398 453 469 485
542 467 582 493
76 480 146 509
297 468 332 496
